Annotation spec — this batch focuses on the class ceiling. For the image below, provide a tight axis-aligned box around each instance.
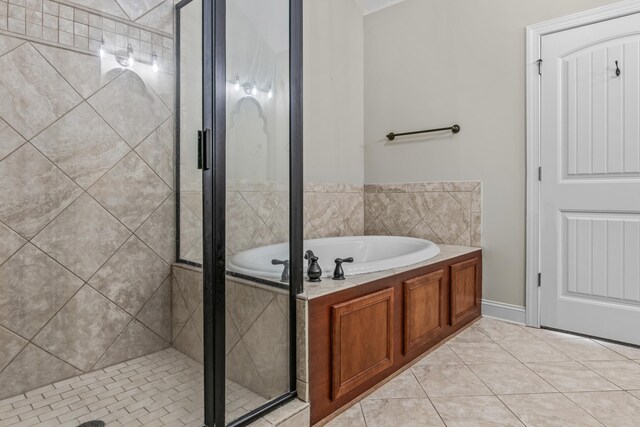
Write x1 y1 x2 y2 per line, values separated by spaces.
356 0 407 14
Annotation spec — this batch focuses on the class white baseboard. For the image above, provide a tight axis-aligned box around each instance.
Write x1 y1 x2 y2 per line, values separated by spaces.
481 299 526 325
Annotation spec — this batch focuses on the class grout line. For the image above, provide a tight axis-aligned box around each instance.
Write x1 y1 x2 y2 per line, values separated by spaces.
0 37 26 60
409 368 448 426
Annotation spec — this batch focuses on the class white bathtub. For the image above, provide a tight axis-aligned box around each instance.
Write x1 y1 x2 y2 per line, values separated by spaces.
227 236 441 280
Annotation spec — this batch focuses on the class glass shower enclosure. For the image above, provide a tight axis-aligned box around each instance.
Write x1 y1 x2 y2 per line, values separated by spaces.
176 0 302 425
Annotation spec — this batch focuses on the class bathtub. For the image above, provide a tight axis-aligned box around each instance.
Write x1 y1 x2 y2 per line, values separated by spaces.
227 236 441 280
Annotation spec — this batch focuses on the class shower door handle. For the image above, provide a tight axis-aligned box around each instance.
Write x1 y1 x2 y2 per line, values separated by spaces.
197 128 212 170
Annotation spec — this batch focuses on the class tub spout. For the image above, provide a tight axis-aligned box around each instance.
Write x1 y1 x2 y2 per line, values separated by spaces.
304 250 316 267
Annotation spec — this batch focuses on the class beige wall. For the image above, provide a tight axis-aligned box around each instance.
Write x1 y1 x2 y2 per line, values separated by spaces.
304 0 364 185
363 0 621 306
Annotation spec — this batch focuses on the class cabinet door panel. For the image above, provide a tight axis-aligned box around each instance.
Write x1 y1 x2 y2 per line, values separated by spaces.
451 257 480 325
403 270 446 354
330 288 394 400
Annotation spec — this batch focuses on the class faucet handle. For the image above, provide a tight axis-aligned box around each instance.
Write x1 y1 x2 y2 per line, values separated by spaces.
332 257 354 280
271 259 290 282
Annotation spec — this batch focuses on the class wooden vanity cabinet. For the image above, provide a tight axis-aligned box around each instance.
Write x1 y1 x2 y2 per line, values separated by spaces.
330 288 394 400
450 257 481 325
403 270 448 354
309 250 482 424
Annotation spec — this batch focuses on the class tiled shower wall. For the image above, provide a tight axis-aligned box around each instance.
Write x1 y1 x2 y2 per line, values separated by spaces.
171 264 291 400
0 0 175 400
364 182 482 247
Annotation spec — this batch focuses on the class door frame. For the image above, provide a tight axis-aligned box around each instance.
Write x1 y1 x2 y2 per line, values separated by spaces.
525 0 640 327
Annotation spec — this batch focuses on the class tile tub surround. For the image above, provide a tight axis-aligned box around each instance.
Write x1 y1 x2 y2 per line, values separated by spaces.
0 0 175 400
322 317 640 427
179 181 365 264
171 263 293 400
364 182 482 247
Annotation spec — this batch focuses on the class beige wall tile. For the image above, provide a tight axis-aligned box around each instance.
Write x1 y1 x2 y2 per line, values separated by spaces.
0 43 80 139
31 194 130 281
33 285 132 371
0 144 82 239
364 182 481 246
0 344 81 400
0 243 83 338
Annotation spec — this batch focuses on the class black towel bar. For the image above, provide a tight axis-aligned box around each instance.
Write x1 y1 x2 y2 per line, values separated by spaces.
386 124 460 141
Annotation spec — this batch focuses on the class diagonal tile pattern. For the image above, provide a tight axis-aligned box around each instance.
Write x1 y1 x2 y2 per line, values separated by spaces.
327 317 640 427
171 264 292 401
364 182 482 246
0 42 80 139
0 243 83 339
31 102 130 189
0 117 25 161
89 235 170 315
116 0 165 21
89 152 172 230
31 193 130 281
88 70 171 148
0 143 83 239
33 285 132 371
0 0 176 397
33 44 123 99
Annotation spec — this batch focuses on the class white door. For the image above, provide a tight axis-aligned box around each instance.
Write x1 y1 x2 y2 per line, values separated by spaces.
540 12 640 345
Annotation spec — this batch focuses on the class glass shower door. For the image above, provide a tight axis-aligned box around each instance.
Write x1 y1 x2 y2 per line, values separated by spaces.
199 0 302 425
223 0 292 424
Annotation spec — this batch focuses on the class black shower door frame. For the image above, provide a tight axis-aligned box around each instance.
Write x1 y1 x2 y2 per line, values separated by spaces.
201 0 304 426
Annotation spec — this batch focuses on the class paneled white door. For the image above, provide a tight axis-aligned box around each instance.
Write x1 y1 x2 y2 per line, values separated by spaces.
540 13 640 345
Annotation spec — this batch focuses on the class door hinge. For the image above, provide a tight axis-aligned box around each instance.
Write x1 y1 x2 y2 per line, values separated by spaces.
537 59 543 76
538 166 542 181
538 272 542 287
197 128 212 170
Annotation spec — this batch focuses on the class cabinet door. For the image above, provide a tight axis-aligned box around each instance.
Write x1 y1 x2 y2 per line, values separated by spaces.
403 270 447 354
450 257 481 325
330 288 394 400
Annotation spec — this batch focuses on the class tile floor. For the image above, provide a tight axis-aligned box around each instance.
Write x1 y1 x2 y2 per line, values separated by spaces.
0 348 272 427
324 317 640 427
3 318 640 426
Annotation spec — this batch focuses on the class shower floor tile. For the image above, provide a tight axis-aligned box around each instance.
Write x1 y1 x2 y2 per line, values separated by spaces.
0 347 270 426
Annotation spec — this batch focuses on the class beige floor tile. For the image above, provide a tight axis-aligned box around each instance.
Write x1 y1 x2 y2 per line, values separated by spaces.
499 393 601 426
360 398 444 427
582 360 640 390
596 341 640 360
412 364 492 397
447 326 492 344
431 395 524 426
526 362 619 392
412 345 464 367
565 391 640 426
468 363 555 395
523 327 585 341
475 319 538 341
364 370 426 400
496 339 571 363
547 339 626 362
324 403 366 427
449 342 518 364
